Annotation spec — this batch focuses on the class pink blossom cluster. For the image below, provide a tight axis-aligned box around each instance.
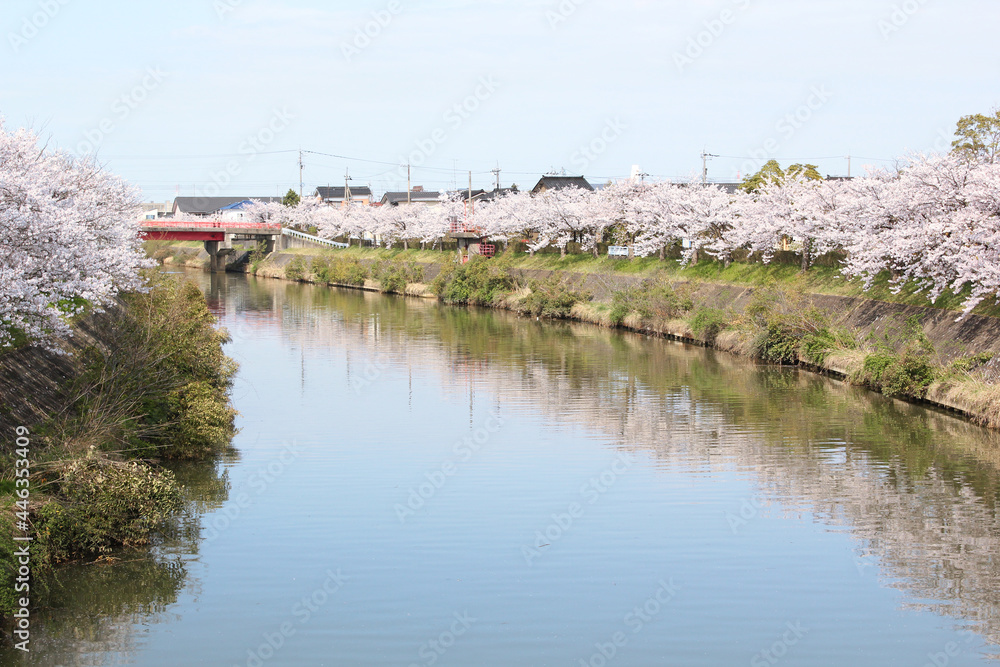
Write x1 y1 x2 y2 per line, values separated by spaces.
1 122 147 350
249 153 1000 316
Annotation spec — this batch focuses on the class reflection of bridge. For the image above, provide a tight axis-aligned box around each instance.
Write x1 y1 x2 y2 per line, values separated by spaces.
141 221 283 271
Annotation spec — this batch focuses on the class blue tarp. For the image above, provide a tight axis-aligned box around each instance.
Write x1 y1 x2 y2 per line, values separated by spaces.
219 200 254 211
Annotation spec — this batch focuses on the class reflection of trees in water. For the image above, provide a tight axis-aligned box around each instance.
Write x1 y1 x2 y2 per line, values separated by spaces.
244 275 1000 646
2 557 186 666
0 453 233 664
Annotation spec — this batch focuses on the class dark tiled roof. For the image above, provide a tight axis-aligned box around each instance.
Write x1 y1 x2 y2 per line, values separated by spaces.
531 176 594 193
317 186 373 200
445 188 519 203
380 191 442 205
172 196 282 215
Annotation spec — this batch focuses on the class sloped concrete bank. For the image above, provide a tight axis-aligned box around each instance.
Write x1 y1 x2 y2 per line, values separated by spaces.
0 306 114 433
205 248 1000 428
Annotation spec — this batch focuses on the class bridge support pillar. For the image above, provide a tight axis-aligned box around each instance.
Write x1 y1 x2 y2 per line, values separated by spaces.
204 240 234 273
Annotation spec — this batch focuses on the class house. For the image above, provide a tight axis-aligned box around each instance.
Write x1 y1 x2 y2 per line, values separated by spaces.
531 175 594 194
379 187 442 207
316 186 373 207
171 196 282 218
139 202 172 220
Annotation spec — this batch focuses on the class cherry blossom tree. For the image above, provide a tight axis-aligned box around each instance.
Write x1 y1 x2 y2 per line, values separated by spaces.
1 122 147 351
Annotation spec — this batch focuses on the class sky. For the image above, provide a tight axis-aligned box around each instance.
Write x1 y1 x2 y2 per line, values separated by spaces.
2 0 998 202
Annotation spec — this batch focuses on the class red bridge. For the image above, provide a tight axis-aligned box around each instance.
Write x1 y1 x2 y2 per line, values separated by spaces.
141 220 283 271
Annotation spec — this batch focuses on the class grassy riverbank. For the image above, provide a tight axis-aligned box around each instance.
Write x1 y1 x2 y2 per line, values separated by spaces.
239 246 1000 428
0 272 237 623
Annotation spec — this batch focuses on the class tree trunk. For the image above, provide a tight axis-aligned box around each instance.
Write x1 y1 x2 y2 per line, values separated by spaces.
659 245 665 261
800 238 810 272
560 245 566 259
403 239 409 251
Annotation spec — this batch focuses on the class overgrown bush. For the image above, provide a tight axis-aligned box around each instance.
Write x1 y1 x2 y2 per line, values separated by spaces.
373 262 407 294
608 278 693 326
742 284 831 365
690 308 730 343
33 458 183 564
519 276 592 318
284 256 307 282
65 273 238 460
950 352 994 373
851 316 936 397
0 272 237 619
434 257 515 306
312 256 369 286
249 241 268 275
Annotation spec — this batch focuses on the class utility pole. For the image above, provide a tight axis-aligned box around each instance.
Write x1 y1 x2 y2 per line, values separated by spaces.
492 164 501 191
639 171 650 184
298 149 304 199
407 163 411 204
846 154 852 178
344 168 352 207
701 150 718 185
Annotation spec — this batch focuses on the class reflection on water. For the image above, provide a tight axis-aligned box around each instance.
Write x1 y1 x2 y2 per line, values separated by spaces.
9 270 1000 665
1 455 232 665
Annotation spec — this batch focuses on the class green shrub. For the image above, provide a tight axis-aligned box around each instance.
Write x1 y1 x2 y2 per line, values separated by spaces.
33 459 183 564
852 346 935 398
373 262 407 294
436 257 515 306
405 261 425 284
160 380 239 460
312 256 368 286
690 308 730 343
248 241 269 275
608 278 693 326
951 352 994 373
284 257 307 282
520 276 592 319
851 317 936 397
68 274 238 460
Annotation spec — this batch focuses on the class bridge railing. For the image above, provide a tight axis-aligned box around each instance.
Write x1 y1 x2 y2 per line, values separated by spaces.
141 219 283 231
282 228 349 249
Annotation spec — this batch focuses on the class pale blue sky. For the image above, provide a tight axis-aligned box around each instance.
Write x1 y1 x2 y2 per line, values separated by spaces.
3 0 998 201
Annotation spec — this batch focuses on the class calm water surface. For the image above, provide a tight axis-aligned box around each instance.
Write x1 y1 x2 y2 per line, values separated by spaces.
11 270 1000 666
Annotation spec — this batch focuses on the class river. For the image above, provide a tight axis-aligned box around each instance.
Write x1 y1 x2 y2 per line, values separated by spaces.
10 269 1000 666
